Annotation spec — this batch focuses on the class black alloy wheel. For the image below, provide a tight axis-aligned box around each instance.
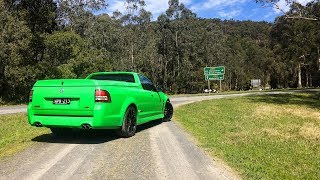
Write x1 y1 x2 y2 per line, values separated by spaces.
118 106 137 138
163 101 173 122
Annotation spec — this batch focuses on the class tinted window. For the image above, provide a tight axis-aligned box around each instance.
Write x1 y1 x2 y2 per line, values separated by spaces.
138 75 156 91
90 74 135 83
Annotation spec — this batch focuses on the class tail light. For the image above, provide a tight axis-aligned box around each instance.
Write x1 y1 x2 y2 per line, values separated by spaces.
95 90 111 102
29 90 33 102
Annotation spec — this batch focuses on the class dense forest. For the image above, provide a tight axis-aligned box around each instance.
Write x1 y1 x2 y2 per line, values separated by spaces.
0 0 319 102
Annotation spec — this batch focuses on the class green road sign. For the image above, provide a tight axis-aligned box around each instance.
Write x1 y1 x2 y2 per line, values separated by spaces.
205 74 224 81
204 66 225 75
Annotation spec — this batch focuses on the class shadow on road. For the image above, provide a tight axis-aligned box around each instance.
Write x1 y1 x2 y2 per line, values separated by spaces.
246 92 320 109
31 130 118 144
137 119 163 133
32 119 165 144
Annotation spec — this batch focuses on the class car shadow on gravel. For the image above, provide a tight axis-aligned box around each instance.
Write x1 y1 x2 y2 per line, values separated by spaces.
31 130 119 144
137 119 163 133
32 119 165 144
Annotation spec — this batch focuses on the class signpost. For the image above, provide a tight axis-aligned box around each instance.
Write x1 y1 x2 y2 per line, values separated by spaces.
204 66 225 93
204 66 225 75
205 74 224 81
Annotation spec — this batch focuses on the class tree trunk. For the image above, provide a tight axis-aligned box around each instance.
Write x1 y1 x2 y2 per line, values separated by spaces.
175 31 180 77
318 47 320 71
235 76 238 90
228 68 231 90
131 44 134 71
309 73 313 87
306 68 309 87
298 63 302 88
163 35 167 91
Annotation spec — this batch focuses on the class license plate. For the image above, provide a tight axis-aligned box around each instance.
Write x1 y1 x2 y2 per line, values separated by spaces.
53 98 71 105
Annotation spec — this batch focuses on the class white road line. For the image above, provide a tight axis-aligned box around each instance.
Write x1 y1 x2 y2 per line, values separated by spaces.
57 156 85 180
25 144 78 180
150 124 199 180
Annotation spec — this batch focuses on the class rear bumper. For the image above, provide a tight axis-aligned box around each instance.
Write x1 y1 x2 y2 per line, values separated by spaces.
27 105 122 129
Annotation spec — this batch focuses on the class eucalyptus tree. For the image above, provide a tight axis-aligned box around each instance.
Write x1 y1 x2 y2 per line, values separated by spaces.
55 0 107 30
84 14 127 70
256 0 319 21
3 0 58 68
156 0 197 92
0 0 33 101
113 0 152 71
270 1 320 87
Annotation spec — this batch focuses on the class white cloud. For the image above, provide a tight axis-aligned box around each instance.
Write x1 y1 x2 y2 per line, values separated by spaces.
107 0 125 13
145 0 192 15
191 0 248 12
263 11 275 19
274 0 314 14
218 9 241 19
107 0 192 17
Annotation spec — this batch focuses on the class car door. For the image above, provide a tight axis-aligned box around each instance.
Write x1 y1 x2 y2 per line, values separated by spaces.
138 75 162 119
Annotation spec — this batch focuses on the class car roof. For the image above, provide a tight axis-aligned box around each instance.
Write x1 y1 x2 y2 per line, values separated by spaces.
86 72 138 78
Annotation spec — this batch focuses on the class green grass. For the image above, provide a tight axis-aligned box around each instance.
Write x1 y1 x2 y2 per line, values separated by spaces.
0 113 49 158
174 92 320 179
169 89 271 97
169 88 320 98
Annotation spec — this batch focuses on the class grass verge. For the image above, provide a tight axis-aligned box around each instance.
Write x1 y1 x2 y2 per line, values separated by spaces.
169 88 320 98
174 92 320 179
0 113 49 159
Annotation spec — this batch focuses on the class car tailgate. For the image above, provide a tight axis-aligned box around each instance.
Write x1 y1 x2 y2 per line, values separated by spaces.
31 79 97 116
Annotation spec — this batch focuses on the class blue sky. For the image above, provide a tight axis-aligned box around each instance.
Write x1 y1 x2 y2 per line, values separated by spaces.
102 0 313 22
189 0 277 22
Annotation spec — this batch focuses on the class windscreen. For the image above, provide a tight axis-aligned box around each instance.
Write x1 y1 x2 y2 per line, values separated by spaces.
89 74 135 83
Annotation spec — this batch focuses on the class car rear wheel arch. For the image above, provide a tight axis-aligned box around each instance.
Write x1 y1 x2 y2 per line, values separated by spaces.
128 103 137 112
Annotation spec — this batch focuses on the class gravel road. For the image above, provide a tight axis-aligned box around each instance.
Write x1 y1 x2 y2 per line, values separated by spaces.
0 105 27 115
0 90 315 180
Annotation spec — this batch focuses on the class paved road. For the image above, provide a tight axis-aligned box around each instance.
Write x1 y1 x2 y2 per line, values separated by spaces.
0 90 317 180
0 105 27 115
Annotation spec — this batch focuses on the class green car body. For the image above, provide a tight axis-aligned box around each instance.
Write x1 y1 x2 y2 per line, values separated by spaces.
27 72 172 137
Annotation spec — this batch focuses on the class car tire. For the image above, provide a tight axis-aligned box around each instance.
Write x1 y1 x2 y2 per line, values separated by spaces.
117 106 137 138
50 128 72 137
163 101 173 122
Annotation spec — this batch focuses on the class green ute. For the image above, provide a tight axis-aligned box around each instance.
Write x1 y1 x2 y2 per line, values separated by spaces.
28 72 173 137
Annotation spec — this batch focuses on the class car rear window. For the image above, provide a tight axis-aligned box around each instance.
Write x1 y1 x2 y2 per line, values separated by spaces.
89 74 135 83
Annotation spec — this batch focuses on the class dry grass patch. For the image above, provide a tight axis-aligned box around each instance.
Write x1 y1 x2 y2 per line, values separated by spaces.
299 123 320 140
262 128 293 139
255 104 320 140
254 104 320 121
225 131 251 144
